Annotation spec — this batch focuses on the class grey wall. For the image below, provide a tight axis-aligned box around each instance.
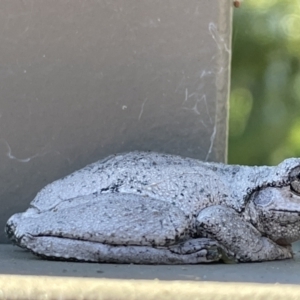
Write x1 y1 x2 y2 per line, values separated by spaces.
0 1 232 243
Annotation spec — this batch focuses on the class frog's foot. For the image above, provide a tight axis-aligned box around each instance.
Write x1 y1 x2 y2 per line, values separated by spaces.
14 235 222 264
168 238 235 264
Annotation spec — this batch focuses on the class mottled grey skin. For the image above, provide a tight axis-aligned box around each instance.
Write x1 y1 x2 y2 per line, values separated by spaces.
5 152 300 264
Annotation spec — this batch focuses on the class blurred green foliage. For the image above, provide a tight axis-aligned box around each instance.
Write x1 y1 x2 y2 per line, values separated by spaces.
229 0 300 165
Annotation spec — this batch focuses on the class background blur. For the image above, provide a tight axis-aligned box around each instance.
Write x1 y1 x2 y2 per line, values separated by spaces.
229 0 300 165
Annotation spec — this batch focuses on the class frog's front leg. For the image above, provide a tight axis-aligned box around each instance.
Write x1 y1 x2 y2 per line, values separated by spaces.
196 205 293 262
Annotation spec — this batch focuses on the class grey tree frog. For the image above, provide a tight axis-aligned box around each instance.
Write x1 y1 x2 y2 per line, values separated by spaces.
6 152 300 264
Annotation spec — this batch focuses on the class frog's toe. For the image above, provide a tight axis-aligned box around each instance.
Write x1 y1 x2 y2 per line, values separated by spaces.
168 238 223 262
219 248 237 264
5 221 15 243
206 245 223 261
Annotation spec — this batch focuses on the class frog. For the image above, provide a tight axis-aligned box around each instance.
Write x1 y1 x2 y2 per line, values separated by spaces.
5 151 300 264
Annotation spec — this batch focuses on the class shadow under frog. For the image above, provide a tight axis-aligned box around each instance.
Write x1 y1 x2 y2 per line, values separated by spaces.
5 152 300 264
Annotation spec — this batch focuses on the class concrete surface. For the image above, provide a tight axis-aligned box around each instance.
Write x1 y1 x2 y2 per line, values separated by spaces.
1 244 300 284
0 0 232 243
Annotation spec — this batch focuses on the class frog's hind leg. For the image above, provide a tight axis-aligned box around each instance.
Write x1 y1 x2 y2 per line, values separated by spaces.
20 235 222 264
8 193 222 264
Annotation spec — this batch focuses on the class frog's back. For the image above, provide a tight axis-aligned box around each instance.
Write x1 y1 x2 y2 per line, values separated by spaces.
31 152 249 217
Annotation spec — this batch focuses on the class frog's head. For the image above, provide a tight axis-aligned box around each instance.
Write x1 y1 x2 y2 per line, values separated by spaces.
247 158 300 245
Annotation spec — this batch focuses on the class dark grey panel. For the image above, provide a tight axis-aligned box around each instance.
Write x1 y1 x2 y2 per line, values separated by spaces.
0 244 300 283
0 0 232 242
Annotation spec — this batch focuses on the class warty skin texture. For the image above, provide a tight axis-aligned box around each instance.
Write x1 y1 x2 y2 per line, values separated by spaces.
5 151 300 263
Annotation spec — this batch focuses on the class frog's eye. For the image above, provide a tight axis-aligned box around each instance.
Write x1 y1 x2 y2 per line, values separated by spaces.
290 167 300 195
291 178 300 195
